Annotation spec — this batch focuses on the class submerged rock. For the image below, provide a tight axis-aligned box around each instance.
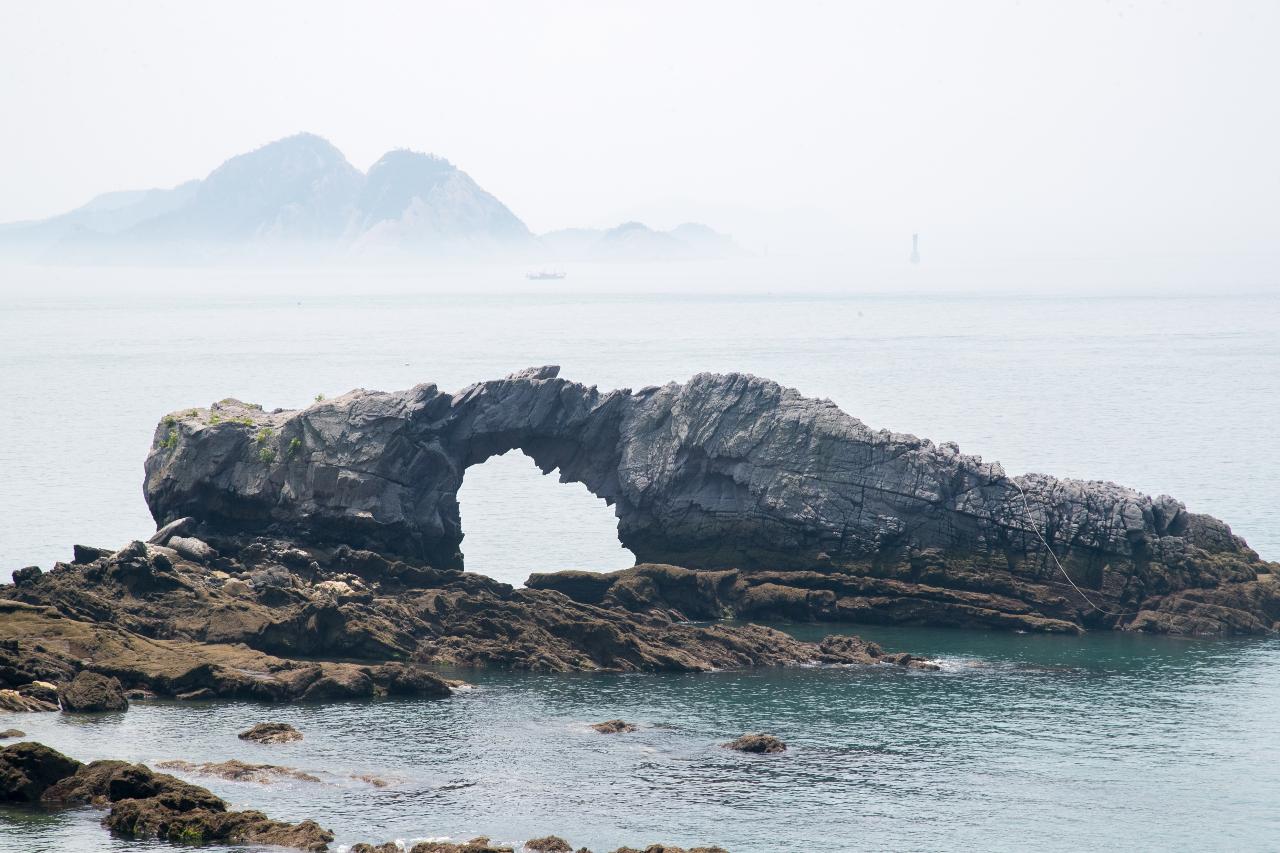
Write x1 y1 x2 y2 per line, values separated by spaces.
58 670 128 713
0 729 25 739
612 847 728 853
141 368 1280 636
157 759 320 784
610 847 728 853
351 772 390 787
591 720 636 734
723 733 786 754
239 722 303 744
410 838 513 853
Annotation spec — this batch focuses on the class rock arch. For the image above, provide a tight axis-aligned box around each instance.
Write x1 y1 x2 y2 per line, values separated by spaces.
145 365 1266 603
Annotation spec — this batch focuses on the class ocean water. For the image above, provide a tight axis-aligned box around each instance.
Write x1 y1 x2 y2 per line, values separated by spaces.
1 266 1279 851
3 626 1279 852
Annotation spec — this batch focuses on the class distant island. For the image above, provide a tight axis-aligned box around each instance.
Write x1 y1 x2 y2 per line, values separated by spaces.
0 133 742 265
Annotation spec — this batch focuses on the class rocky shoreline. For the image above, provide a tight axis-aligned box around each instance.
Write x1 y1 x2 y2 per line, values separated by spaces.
0 526 930 712
527 560 1280 637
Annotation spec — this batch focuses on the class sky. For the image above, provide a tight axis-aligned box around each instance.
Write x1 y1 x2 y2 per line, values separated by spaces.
1 1 1277 284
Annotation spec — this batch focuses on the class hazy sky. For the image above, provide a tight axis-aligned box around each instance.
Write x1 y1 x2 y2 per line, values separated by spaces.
2 1 1277 279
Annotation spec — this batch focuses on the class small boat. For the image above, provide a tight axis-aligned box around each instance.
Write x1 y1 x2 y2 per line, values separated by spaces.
525 270 567 281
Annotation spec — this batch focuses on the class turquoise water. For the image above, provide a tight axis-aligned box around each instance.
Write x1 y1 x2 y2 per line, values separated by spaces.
3 624 1279 852
2 269 1279 850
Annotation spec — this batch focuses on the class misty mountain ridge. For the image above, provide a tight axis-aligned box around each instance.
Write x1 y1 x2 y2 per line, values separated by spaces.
0 133 740 264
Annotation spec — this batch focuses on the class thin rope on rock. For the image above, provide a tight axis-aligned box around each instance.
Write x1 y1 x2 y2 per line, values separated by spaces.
1007 476 1136 619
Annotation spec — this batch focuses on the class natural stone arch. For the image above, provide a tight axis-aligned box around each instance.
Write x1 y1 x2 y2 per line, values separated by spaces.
146 365 1264 611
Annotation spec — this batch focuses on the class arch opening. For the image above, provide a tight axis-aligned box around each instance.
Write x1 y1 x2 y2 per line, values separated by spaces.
456 449 636 586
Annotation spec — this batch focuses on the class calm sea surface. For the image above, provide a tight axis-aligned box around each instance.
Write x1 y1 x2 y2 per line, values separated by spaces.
1 267 1278 851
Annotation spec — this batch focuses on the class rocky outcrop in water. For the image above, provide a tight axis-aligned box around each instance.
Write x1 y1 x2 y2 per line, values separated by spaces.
240 722 304 744
0 741 333 850
591 720 636 734
156 759 320 784
723 733 786 754
142 368 1279 635
58 670 128 713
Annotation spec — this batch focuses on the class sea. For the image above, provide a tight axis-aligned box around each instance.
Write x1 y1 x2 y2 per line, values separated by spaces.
1 264 1278 851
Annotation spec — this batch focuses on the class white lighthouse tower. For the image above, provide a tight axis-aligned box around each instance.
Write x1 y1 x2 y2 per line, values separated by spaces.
910 233 920 264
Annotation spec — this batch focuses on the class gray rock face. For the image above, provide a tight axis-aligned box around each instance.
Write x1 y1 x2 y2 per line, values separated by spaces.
144 367 1274 629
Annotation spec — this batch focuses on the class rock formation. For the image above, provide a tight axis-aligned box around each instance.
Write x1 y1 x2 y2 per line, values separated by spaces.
2 534 923 693
58 670 128 713
142 368 1280 635
0 742 333 850
0 597 458 705
240 722 304 744
723 733 786 754
156 759 321 784
591 720 637 734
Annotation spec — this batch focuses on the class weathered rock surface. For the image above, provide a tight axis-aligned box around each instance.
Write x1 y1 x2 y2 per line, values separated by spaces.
5 538 919 674
1 742 332 849
723 733 786 754
410 838 512 853
611 847 728 853
527 562 1087 638
0 729 25 739
0 598 457 705
240 722 303 744
139 368 1280 636
58 670 129 713
591 719 636 734
157 758 320 784
0 688 57 713
0 742 83 802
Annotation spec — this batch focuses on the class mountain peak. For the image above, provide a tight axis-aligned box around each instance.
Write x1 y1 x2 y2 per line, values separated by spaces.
0 134 728 263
